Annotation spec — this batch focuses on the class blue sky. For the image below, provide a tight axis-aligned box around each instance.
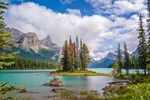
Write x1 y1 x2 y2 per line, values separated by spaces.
2 0 148 60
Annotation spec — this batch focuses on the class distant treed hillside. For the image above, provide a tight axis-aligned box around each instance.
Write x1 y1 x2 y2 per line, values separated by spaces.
0 58 60 70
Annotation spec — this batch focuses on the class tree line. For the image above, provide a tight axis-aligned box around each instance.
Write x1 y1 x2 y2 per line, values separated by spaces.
0 58 59 70
61 36 91 71
113 0 150 75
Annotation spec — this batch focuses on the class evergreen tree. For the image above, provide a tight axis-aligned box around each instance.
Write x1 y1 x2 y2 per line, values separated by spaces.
124 42 130 75
76 36 79 70
0 2 16 69
79 39 83 70
69 36 75 71
0 2 24 99
82 43 91 70
112 59 120 76
131 56 139 74
73 42 77 69
147 0 150 70
138 14 147 75
61 40 70 71
117 43 122 75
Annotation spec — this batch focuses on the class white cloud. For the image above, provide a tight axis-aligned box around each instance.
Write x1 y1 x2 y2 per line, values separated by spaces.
66 8 81 16
60 0 76 4
85 0 146 16
4 2 147 60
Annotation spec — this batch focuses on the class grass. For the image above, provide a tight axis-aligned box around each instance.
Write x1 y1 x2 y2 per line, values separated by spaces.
50 70 112 76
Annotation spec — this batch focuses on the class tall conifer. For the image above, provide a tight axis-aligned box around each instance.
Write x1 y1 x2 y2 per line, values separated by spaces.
138 14 147 75
0 2 16 69
117 43 122 75
124 42 130 75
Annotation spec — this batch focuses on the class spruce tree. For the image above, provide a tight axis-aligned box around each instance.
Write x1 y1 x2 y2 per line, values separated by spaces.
0 2 24 99
73 42 77 70
112 59 120 76
79 39 83 70
124 42 130 75
61 40 69 71
138 14 147 75
147 0 150 69
76 36 79 70
0 2 16 69
69 36 75 71
82 43 91 70
117 43 122 75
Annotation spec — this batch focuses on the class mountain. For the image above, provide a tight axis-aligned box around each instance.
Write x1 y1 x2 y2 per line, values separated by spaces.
41 35 61 55
88 52 116 68
89 50 127 68
1 27 61 62
131 47 139 57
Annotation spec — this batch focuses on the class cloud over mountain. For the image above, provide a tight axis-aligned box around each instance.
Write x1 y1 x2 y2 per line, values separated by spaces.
4 1 147 60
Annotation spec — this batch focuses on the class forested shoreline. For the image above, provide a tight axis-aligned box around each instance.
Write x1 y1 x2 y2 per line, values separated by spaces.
0 58 60 70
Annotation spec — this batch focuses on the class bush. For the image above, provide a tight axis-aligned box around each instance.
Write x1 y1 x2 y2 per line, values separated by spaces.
80 90 88 95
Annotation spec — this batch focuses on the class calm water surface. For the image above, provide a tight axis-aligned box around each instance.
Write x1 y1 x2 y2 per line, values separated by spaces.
0 69 116 94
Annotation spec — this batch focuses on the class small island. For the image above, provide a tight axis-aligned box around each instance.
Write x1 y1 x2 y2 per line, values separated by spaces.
50 70 112 76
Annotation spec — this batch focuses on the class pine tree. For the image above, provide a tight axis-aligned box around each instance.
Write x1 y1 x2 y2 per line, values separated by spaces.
69 36 75 71
112 59 120 76
79 39 83 70
0 2 16 69
82 43 91 70
138 14 147 75
0 2 24 99
124 42 130 75
76 36 79 70
147 0 150 70
61 40 70 71
73 42 77 69
117 43 122 75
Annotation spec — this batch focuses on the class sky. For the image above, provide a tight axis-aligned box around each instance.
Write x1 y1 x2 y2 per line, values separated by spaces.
1 0 148 60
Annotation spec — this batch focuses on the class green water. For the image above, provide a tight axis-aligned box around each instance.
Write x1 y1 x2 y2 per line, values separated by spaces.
0 69 115 94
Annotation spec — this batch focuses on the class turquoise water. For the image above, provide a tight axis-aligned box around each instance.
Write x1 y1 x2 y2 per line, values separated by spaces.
88 68 144 74
0 69 116 94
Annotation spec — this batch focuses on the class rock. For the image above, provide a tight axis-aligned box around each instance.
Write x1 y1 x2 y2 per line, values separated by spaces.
43 77 63 87
51 88 66 93
102 81 131 93
48 95 56 98
19 89 27 93
19 32 48 53
108 80 134 86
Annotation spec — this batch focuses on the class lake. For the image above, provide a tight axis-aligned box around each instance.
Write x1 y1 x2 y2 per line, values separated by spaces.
0 68 121 99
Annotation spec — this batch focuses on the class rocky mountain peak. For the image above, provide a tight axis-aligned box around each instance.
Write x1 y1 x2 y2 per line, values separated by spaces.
105 52 117 60
19 32 48 53
45 35 52 42
41 35 61 51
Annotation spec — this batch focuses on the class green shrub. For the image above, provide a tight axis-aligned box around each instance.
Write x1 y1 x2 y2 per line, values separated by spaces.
80 90 88 95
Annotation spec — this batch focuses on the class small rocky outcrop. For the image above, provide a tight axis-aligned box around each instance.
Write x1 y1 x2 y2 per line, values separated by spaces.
51 88 66 93
43 77 63 87
19 89 27 93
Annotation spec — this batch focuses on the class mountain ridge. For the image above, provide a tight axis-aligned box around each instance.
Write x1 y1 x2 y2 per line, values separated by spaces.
1 27 61 62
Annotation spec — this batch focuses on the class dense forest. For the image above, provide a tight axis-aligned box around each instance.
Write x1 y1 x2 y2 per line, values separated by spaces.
61 36 91 71
0 58 60 70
